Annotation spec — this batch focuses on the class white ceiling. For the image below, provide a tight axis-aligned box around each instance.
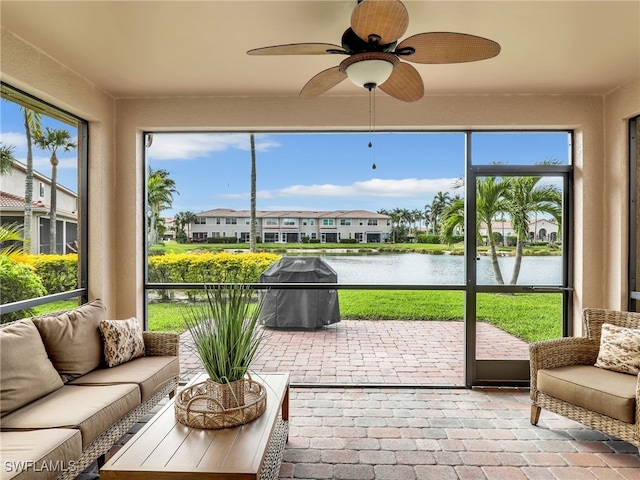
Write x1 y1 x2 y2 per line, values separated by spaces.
2 1 639 100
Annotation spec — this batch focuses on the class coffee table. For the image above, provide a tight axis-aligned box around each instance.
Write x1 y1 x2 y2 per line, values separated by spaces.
100 372 289 480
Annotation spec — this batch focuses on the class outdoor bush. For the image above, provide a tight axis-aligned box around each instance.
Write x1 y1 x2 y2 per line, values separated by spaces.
309 238 321 243
417 234 441 244
147 252 280 301
27 254 78 294
148 246 166 256
506 236 517 246
0 256 47 323
207 236 239 244
339 238 357 244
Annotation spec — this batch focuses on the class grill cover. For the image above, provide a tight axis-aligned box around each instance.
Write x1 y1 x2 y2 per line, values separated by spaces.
259 257 340 329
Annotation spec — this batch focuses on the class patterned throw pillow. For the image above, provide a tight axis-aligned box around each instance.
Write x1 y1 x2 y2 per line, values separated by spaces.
594 323 640 375
99 318 146 367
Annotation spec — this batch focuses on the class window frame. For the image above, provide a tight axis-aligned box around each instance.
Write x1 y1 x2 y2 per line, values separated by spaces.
0 82 89 315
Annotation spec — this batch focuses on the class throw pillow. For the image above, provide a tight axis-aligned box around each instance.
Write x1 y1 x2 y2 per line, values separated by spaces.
32 299 105 382
594 323 640 375
1 319 64 417
99 318 146 367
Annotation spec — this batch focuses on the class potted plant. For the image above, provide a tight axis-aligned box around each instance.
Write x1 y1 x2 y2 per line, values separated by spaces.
183 283 264 410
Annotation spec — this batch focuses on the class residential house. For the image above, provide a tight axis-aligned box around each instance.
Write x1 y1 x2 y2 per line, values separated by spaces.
0 161 78 254
191 208 391 243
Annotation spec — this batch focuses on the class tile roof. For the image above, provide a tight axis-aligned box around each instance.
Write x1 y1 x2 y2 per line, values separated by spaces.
0 191 45 208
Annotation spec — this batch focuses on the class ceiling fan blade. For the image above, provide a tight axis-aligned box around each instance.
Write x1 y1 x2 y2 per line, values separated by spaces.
351 0 409 45
397 32 501 64
247 43 345 56
299 66 348 99
378 62 424 102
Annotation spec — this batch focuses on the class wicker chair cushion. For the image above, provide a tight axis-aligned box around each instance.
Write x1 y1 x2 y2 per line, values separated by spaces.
0 320 64 417
0 429 82 480
0 384 140 448
70 355 179 402
32 299 105 382
538 365 636 423
594 323 640 375
99 318 145 367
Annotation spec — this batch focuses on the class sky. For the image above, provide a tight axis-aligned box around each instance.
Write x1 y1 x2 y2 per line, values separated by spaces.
1 98 570 217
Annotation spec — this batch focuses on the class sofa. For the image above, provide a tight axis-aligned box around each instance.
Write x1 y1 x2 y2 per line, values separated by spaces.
530 308 640 448
0 299 180 480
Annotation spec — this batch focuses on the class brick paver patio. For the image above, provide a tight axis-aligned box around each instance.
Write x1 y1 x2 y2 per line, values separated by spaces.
180 320 530 385
91 321 639 480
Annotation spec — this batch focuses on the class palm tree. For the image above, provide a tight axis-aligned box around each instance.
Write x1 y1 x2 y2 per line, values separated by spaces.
34 128 77 254
21 108 42 253
441 177 509 284
148 168 178 245
504 175 562 284
173 212 186 242
0 223 25 259
0 143 16 175
411 208 423 235
389 208 402 243
250 133 257 252
182 211 198 240
423 204 432 234
429 191 452 235
476 177 509 284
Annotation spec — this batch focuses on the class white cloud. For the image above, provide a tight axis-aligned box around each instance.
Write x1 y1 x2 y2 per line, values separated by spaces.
247 177 460 200
0 132 27 150
147 133 280 161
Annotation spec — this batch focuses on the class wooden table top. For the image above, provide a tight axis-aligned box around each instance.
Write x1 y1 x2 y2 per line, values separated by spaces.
100 372 290 480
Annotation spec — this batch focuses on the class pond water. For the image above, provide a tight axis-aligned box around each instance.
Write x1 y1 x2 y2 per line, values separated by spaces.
289 253 563 285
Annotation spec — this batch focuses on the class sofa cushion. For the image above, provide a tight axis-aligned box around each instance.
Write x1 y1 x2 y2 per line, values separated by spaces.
70 355 179 402
538 364 636 423
0 320 63 417
0 384 140 449
32 299 105 382
0 429 82 480
99 318 145 367
595 323 640 375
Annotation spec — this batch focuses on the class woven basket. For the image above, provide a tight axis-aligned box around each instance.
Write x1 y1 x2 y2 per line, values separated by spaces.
175 375 267 429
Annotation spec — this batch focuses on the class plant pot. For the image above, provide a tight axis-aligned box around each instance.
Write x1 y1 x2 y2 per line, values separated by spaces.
209 378 245 410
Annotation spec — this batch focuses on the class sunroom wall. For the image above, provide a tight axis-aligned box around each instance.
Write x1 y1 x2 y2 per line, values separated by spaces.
1 28 117 315
603 80 640 310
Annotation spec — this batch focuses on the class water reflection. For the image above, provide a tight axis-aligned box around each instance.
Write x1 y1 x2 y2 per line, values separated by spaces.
296 253 562 285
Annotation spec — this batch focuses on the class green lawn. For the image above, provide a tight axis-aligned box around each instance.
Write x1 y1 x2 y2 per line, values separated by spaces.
32 289 561 345
147 290 561 343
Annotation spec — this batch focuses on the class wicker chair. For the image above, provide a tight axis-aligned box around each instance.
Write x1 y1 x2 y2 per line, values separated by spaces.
529 308 640 447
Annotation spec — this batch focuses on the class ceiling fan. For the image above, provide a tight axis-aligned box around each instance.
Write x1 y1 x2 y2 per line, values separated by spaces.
247 0 501 102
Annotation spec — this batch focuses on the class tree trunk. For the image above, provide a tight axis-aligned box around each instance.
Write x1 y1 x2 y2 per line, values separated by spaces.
510 238 524 285
23 111 34 253
250 134 257 253
49 154 58 253
487 225 505 285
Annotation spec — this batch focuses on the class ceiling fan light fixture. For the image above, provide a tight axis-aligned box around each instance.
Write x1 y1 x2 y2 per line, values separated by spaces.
340 52 399 89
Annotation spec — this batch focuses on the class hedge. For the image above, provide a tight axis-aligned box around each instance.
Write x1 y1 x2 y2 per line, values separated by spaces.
24 254 79 294
147 251 280 284
1 256 47 323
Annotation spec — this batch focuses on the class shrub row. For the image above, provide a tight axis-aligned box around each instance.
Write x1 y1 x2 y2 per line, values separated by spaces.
207 236 239 244
147 252 280 284
25 254 79 294
416 234 464 244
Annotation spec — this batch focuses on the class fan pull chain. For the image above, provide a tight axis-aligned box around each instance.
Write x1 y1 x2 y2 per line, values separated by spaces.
369 87 377 170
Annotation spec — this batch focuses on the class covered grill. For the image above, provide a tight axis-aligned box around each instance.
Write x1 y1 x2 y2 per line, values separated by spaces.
259 257 340 329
